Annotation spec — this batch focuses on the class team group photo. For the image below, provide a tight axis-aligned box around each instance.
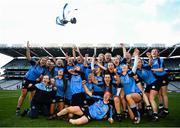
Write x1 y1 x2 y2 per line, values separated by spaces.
0 0 180 127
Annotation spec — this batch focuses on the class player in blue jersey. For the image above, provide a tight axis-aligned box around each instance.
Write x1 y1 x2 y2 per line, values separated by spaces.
106 62 123 121
119 49 142 124
130 49 152 117
91 57 104 97
53 59 65 77
21 75 56 118
92 67 104 97
45 59 55 78
93 57 123 121
83 54 90 79
84 73 97 106
72 47 85 72
69 65 86 107
64 57 74 107
113 56 123 75
148 49 169 117
16 42 47 115
57 79 113 125
48 70 65 119
136 58 160 121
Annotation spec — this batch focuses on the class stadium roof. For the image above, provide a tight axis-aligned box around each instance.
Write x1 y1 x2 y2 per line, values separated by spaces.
0 43 179 58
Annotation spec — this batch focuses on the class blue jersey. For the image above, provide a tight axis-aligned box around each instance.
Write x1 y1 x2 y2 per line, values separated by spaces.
120 70 141 95
94 64 99 69
25 60 46 81
152 58 167 76
66 65 74 70
86 83 95 99
109 73 119 96
64 65 73 100
45 68 55 78
70 74 84 94
33 83 55 104
35 83 53 92
75 62 84 72
104 63 108 68
88 95 113 120
136 64 156 85
54 66 64 77
65 65 74 79
55 78 64 97
84 66 92 80
93 76 104 92
116 64 123 75
65 79 72 100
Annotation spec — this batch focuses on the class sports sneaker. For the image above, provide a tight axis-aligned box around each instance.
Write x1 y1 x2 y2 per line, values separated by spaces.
147 108 153 118
124 111 128 119
134 111 141 124
48 114 57 120
21 108 29 117
16 109 20 116
116 114 122 122
151 115 159 122
158 110 169 118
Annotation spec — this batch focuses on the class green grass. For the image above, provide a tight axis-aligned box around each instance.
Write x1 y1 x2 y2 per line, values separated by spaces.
0 90 180 127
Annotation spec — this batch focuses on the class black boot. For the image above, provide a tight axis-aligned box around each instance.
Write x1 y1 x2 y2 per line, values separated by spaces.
116 113 122 122
21 108 29 117
151 113 159 122
16 107 20 116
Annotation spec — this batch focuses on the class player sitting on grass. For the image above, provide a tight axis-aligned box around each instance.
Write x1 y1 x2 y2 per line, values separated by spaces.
56 79 114 125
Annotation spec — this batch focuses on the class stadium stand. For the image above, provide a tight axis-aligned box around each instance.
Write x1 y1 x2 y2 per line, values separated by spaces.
168 81 180 92
164 58 180 71
0 80 22 90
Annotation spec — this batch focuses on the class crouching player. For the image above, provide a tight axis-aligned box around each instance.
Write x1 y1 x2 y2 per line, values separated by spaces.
57 80 113 125
21 75 56 118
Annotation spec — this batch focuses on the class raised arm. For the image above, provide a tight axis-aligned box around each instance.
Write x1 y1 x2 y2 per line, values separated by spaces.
83 54 89 67
26 41 32 61
132 48 139 73
91 57 95 71
82 80 92 97
120 43 127 58
72 47 76 62
146 52 153 66
97 62 107 71
76 47 84 61
60 47 69 59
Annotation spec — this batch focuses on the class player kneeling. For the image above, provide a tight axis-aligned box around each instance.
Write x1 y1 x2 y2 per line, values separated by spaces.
57 80 113 125
21 75 56 118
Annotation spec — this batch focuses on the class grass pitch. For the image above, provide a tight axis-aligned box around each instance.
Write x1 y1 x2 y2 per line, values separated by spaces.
0 90 180 127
